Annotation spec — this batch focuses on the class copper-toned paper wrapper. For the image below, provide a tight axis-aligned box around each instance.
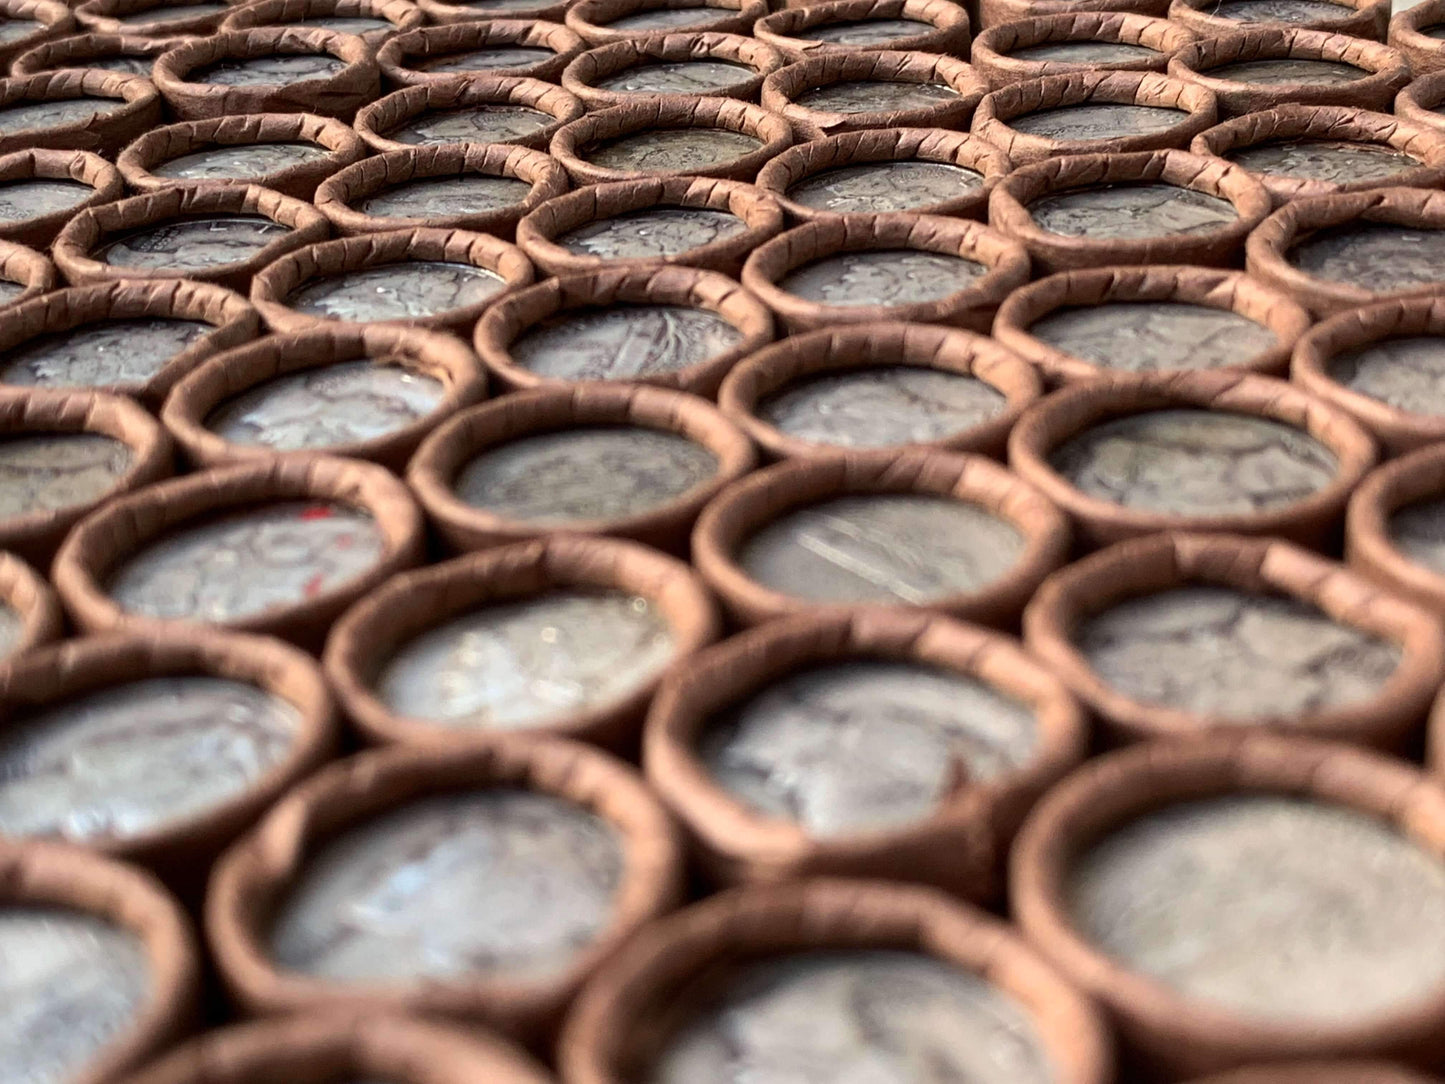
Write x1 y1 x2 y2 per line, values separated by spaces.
250 227 534 334
52 184 329 292
378 19 585 86
407 382 756 550
220 0 423 43
741 214 1030 333
561 32 783 109
560 879 1113 1084
0 0 72 68
1396 69 1445 133
989 148 1271 273
161 323 485 469
971 12 1196 89
0 387 170 565
0 630 337 894
1188 1065 1442 1084
1391 0 1445 75
692 449 1070 627
1168 28 1409 117
718 320 1039 460
1008 370 1376 548
0 237 55 308
755 127 1011 222
1346 442 1445 614
0 70 159 155
114 1015 556 1084
1191 105 1445 206
1024 532 1445 748
516 176 781 277
418 0 570 26
473 265 772 395
0 551 61 661
550 97 792 185
1292 297 1445 454
1168 0 1388 41
992 264 1312 383
972 70 1217 166
979 0 1165 30
644 612 1087 898
1246 187 1445 317
10 31 187 77
152 27 380 120
324 535 718 748
353 75 585 154
116 113 367 200
0 839 201 1084
754 0 971 62
1012 734 1445 1077
564 0 767 46
761 49 985 141
206 739 684 1043
75 0 227 38
0 146 119 248
0 279 259 406
51 455 424 647
315 144 568 238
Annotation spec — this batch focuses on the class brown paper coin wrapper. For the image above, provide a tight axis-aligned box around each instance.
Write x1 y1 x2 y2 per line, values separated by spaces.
354 75 585 154
718 320 1040 460
1293 296 1445 453
418 0 568 24
51 455 424 648
516 176 781 277
1391 0 1445 75
114 1015 556 1084
378 19 585 86
565 0 767 45
1192 105 1445 206
972 70 1217 166
0 551 61 660
692 449 1071 627
221 0 423 42
323 535 719 748
0 279 260 406
10 31 187 76
1011 733 1445 1077
1246 187 1445 317
474 265 772 395
162 323 486 470
1168 0 1388 41
644 610 1087 898
741 214 1030 332
1008 371 1376 548
989 148 1271 273
117 113 368 199
315 144 569 238
153 27 380 120
550 97 792 184
1396 69 1445 133
761 49 985 140
407 383 756 550
1169 28 1409 117
1024 532 1445 748
0 839 201 1084
53 184 328 292
979 0 1165 30
0 0 71 68
205 738 684 1043
0 629 337 895
250 227 534 334
0 237 53 305
754 0 971 61
561 32 783 109
76 0 228 38
0 146 119 247
972 12 1196 89
992 264 1313 383
755 126 1012 222
1347 443 1445 613
559 878 1114 1084
0 70 160 155
0 387 171 566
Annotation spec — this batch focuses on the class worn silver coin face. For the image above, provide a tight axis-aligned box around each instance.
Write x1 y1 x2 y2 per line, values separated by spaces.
388 105 555 146
0 98 123 135
595 59 754 94
1027 302 1278 374
195 53 347 86
1289 223 1445 290
0 318 212 391
1029 183 1238 240
780 250 986 308
287 262 508 322
785 160 984 215
509 305 743 382
151 142 330 182
97 216 292 272
584 128 762 173
1227 140 1418 182
0 433 131 519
